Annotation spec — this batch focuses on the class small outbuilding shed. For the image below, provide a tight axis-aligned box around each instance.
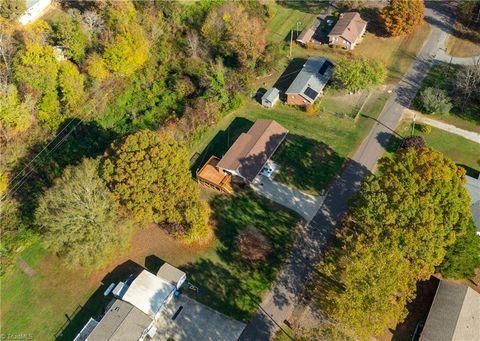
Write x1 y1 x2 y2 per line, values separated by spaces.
261 88 280 108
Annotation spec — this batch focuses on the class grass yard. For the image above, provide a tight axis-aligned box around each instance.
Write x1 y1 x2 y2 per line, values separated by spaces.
266 3 320 43
0 189 300 339
183 188 301 321
414 63 480 133
191 90 390 194
446 34 480 57
393 120 480 176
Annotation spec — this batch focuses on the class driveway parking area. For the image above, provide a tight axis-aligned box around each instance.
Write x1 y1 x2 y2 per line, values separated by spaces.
251 175 325 222
153 295 245 341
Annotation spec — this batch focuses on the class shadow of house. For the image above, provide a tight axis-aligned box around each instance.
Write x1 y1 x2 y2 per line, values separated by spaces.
273 58 306 97
55 260 144 341
272 134 345 194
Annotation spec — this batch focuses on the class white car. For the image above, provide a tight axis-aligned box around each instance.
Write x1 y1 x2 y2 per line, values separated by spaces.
259 160 278 178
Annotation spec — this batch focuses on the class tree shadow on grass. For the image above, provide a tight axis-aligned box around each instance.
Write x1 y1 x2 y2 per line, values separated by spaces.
276 0 329 14
54 260 144 341
272 134 345 194
182 188 301 321
12 119 117 225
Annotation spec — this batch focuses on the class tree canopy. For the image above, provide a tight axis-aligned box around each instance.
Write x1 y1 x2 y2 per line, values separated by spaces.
438 220 480 279
102 129 210 242
381 0 425 37
334 57 386 92
35 158 130 268
313 147 471 339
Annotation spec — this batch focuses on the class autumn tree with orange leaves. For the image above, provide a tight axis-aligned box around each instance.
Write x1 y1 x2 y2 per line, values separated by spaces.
380 0 425 37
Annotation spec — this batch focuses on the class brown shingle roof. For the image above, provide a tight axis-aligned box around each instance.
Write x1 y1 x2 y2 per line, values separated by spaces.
328 12 367 44
217 120 288 181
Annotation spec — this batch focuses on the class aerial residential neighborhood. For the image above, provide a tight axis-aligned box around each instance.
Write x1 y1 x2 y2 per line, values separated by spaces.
1 0 479 341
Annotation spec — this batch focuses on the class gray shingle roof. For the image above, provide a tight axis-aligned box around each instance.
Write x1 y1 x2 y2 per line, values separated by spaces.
87 299 152 341
262 88 279 103
285 57 333 103
465 175 480 233
420 281 480 341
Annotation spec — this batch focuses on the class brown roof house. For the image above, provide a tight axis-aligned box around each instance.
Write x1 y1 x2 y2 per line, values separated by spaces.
419 280 480 341
196 120 288 192
328 12 367 50
296 18 321 45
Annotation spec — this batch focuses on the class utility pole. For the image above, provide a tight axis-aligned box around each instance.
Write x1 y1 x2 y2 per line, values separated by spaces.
289 29 293 59
411 113 416 136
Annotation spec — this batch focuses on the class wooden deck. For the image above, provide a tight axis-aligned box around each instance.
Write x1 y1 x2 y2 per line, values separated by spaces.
196 156 234 194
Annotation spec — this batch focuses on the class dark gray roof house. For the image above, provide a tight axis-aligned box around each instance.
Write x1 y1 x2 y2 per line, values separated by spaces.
465 174 480 235
285 57 333 105
420 280 480 341
86 300 152 341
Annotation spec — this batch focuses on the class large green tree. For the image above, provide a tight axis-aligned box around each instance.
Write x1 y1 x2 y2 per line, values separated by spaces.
313 147 471 339
35 158 129 268
54 15 88 63
438 220 480 279
102 129 210 242
380 0 425 37
334 57 386 92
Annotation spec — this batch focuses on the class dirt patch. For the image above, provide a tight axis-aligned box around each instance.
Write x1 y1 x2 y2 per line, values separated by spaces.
88 225 214 285
15 256 36 277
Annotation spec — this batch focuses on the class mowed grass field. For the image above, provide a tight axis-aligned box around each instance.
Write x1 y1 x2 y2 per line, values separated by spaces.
266 2 327 43
191 89 390 194
395 121 480 174
1 192 300 340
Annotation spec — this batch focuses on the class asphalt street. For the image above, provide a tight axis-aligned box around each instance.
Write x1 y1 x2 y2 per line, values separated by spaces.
238 2 454 340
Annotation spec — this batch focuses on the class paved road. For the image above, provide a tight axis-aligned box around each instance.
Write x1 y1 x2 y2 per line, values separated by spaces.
238 2 454 340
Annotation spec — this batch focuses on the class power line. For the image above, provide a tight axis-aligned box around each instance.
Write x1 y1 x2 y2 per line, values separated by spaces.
2 117 85 201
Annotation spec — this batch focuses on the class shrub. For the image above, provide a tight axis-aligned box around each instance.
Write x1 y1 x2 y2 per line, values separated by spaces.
237 225 272 262
400 135 426 150
419 87 452 114
421 125 432 134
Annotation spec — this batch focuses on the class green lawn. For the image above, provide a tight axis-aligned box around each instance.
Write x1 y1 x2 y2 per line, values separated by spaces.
191 91 390 193
0 189 300 339
183 188 300 321
414 63 480 133
266 2 327 43
394 121 480 175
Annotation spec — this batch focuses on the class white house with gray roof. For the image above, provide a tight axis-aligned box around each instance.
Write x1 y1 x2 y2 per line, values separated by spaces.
420 280 480 341
285 56 333 107
261 88 280 108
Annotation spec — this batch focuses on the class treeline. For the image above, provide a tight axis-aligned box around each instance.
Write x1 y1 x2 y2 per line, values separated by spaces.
311 144 480 340
0 0 282 272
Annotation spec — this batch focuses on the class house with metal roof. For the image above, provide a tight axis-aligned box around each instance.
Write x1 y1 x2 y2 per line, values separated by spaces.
419 280 480 341
465 174 480 235
261 88 280 108
328 12 367 50
285 57 333 106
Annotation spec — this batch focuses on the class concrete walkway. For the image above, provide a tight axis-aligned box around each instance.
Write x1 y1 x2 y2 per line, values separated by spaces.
251 176 325 222
419 116 480 143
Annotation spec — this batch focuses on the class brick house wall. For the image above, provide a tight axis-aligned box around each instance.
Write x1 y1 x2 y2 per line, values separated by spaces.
287 94 310 106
